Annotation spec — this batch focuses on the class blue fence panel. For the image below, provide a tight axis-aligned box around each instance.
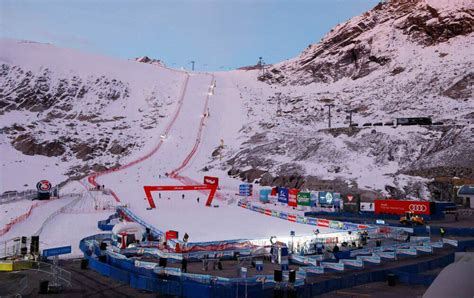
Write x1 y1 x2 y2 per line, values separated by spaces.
182 282 211 298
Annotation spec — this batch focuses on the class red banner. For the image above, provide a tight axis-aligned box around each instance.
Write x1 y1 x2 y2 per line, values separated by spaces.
317 219 329 227
271 187 277 196
203 176 219 186
288 215 296 222
166 230 179 241
374 200 431 215
288 188 299 207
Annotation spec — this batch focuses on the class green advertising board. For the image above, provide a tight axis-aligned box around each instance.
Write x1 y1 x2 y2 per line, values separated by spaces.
297 192 311 206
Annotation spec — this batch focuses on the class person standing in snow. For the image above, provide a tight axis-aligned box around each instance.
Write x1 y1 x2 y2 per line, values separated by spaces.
197 197 200 203
182 194 185 199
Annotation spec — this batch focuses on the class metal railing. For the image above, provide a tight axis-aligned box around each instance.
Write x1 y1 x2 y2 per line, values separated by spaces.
0 189 36 204
36 261 72 287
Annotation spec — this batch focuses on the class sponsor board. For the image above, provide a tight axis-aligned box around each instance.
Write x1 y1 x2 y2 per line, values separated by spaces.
288 214 296 222
356 255 381 264
319 191 340 206
416 245 433 253
288 188 299 207
42 246 71 257
36 180 52 193
297 192 311 206
317 219 329 228
321 262 344 271
395 248 417 255
340 259 363 267
279 212 288 220
203 176 219 186
442 238 458 247
304 266 324 274
410 236 431 243
374 199 431 215
259 189 271 202
329 220 344 229
373 251 396 259
264 209 272 216
431 241 444 248
278 187 289 204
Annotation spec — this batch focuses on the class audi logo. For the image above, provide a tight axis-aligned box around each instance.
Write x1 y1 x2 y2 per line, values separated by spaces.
409 204 427 212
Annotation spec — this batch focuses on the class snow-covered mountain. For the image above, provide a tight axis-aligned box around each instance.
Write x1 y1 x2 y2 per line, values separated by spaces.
224 0 474 200
0 39 185 191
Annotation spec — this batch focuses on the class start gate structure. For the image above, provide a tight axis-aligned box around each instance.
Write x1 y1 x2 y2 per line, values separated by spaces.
144 176 219 208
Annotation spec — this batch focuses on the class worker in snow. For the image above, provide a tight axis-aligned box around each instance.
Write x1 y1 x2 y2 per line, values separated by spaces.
182 194 185 199
197 197 200 203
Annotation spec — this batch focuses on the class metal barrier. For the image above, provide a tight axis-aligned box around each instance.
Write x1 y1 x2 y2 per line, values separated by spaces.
0 189 36 204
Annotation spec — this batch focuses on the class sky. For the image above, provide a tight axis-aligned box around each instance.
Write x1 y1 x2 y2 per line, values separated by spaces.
0 0 380 71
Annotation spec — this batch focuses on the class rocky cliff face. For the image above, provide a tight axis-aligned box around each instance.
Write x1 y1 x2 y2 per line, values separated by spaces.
0 39 181 188
263 0 474 85
224 0 474 200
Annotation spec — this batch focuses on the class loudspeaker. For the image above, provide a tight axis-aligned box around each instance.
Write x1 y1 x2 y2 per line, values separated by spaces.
30 236 40 254
159 257 167 267
289 270 296 283
274 269 282 282
21 236 27 255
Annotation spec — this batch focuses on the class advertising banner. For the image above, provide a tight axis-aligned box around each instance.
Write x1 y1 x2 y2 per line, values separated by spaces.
288 188 299 207
287 214 296 222
329 220 344 229
36 180 52 193
318 192 334 206
259 189 271 203
271 187 278 197
321 262 344 271
432 241 444 248
278 187 289 204
395 248 417 256
416 245 433 253
279 212 288 220
305 266 324 274
374 251 396 259
317 219 329 228
442 238 458 247
340 259 363 268
374 199 432 215
203 176 219 186
239 184 253 196
297 192 311 206
356 255 381 264
296 215 306 224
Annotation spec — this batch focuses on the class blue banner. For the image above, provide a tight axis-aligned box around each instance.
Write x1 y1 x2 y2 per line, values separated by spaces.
43 246 72 257
278 187 289 203
259 189 271 202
